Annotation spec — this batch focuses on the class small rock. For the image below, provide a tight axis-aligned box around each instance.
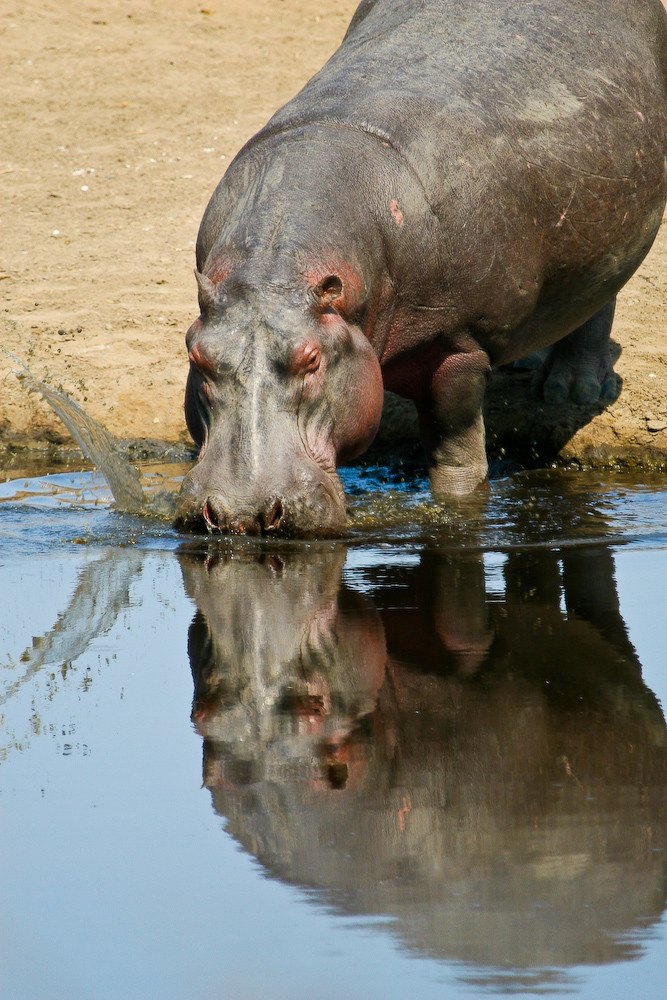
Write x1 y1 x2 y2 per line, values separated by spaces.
646 420 667 433
645 411 657 421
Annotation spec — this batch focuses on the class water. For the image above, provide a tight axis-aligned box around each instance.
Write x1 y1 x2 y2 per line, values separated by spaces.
1 463 666 1000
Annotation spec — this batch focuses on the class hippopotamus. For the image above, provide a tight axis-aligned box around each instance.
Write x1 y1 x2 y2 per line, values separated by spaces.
175 0 667 536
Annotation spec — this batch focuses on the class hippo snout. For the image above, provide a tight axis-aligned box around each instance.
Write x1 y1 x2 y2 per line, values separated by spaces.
174 465 347 538
202 494 285 535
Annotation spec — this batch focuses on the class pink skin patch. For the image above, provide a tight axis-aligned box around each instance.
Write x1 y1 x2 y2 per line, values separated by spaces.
207 263 230 284
188 342 216 375
204 251 235 286
389 199 404 226
397 795 412 832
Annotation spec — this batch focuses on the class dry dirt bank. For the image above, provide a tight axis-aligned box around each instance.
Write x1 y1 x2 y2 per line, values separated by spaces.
2 0 666 475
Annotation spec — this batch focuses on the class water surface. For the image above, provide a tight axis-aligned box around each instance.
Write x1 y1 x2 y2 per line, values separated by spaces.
1 465 666 999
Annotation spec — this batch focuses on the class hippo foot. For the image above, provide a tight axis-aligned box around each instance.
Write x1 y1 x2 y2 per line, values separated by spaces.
531 352 620 406
530 299 619 406
429 460 489 498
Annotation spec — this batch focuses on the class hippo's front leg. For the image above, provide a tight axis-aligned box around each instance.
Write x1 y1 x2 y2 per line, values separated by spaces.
418 347 492 496
533 299 620 405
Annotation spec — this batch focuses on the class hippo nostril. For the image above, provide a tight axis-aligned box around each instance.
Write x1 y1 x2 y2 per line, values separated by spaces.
259 498 284 533
268 498 283 529
203 499 227 532
203 501 217 531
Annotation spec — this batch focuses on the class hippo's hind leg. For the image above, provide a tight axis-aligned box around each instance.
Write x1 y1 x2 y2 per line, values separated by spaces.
418 347 491 496
533 298 620 405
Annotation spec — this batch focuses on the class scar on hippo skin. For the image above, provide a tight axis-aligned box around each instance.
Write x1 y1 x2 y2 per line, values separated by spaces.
389 200 404 226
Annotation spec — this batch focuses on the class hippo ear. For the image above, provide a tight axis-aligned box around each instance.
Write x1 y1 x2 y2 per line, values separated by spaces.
195 269 218 314
311 274 343 308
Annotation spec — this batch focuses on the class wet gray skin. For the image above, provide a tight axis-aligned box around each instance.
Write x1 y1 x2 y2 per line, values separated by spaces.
175 274 383 537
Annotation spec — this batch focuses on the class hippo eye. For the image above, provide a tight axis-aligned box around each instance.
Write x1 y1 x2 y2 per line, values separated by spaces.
188 341 218 376
304 348 321 373
288 342 321 376
185 317 203 350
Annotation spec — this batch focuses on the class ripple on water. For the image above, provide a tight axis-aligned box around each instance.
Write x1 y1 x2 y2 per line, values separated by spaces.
1 463 667 554
0 465 186 554
344 466 667 551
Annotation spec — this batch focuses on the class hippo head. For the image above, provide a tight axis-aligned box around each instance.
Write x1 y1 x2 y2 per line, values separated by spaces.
175 268 383 536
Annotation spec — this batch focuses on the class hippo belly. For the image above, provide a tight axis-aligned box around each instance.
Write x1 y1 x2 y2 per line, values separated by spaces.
176 0 667 534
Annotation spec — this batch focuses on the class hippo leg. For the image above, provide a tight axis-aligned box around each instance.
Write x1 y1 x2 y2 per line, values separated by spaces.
533 299 620 405
418 348 491 496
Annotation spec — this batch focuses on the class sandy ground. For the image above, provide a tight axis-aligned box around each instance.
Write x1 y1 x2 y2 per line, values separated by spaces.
2 0 667 474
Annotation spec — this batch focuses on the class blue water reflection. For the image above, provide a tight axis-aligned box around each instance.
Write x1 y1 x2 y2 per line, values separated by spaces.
1 468 666 999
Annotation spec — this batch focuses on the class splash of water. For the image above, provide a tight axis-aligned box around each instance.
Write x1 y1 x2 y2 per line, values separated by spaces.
6 351 147 514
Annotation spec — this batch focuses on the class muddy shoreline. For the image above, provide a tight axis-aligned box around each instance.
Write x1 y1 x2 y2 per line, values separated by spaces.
2 0 666 477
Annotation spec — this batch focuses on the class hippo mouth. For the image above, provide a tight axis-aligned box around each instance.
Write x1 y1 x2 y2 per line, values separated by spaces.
202 496 284 535
174 474 347 539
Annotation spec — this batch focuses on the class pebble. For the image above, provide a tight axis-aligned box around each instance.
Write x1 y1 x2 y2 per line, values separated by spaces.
647 420 667 433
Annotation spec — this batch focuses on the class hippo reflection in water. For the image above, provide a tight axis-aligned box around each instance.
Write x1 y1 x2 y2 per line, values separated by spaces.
179 543 667 986
181 547 385 788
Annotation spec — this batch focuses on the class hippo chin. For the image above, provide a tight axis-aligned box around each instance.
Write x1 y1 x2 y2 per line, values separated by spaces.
175 0 667 536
